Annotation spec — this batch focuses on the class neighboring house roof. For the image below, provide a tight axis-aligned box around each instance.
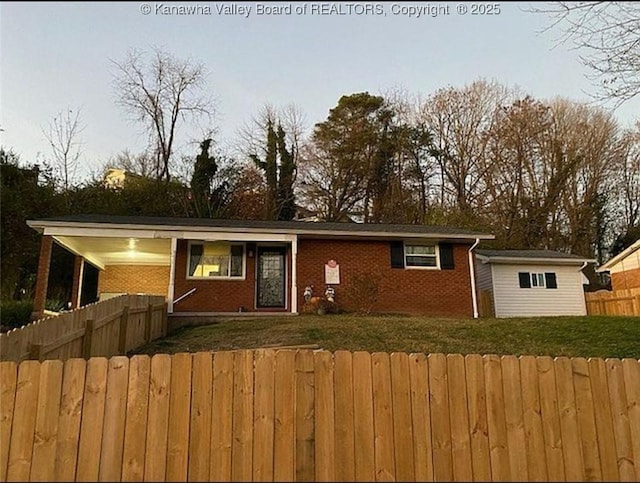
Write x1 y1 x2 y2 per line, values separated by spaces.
596 239 640 272
28 214 494 241
476 249 595 265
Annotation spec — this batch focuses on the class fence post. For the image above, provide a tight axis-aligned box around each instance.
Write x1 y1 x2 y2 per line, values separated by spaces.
145 303 153 343
162 303 168 337
118 305 130 354
599 299 606 315
83 319 95 359
29 343 44 361
634 295 640 317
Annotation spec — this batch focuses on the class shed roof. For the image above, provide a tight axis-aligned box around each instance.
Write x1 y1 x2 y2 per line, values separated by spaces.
476 249 595 265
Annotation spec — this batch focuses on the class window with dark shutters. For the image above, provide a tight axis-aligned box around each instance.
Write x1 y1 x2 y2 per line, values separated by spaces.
439 244 454 270
390 241 405 268
519 272 531 288
545 272 558 289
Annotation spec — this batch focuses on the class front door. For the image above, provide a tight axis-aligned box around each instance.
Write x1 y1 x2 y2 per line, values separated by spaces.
256 247 286 308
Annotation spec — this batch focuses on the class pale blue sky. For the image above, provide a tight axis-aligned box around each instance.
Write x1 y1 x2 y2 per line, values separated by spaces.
2 1 639 180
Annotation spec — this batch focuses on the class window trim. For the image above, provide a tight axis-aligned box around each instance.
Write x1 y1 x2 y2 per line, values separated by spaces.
530 272 546 288
403 242 441 270
186 240 247 280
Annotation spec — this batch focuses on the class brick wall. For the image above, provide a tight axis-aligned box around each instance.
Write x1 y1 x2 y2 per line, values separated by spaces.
296 239 474 317
98 265 170 297
98 239 476 316
172 240 292 313
611 267 640 291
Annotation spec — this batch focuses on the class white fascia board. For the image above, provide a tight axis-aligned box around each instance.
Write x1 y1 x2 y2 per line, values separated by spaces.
180 231 297 242
597 239 640 272
43 226 161 239
29 220 493 241
483 256 596 266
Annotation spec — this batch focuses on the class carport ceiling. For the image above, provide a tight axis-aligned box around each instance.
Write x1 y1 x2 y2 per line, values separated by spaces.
54 236 171 268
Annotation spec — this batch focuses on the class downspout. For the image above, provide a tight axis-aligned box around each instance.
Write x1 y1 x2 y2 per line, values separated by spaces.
579 261 588 314
468 238 480 318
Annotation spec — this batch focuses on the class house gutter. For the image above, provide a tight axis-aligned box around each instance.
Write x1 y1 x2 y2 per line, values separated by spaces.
468 238 480 319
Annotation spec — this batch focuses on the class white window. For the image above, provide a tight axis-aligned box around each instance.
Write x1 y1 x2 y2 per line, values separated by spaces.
188 242 244 279
531 272 545 288
405 244 438 268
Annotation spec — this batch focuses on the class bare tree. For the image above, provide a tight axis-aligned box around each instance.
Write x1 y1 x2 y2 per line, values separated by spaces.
421 80 511 218
112 47 214 182
617 122 640 228
531 2 640 105
43 108 85 191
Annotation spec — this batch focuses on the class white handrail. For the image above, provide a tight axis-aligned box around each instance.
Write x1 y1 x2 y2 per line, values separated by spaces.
173 288 197 305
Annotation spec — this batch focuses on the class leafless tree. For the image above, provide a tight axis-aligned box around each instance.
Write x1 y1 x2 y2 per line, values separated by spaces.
617 122 640 228
42 107 85 191
111 47 214 182
530 2 640 105
237 103 306 164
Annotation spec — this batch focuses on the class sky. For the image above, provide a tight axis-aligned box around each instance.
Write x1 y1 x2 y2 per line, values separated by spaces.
2 1 639 181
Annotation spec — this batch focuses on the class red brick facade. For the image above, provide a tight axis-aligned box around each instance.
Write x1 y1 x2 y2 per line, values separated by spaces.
32 235 54 318
89 238 475 316
98 265 170 297
172 240 292 313
296 239 474 316
611 267 640 291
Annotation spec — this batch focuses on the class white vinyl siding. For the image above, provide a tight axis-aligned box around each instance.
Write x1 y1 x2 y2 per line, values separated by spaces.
492 263 587 317
475 260 493 292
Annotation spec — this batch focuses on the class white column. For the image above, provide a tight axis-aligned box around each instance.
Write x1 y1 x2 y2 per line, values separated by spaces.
76 259 85 307
291 235 298 314
168 237 177 313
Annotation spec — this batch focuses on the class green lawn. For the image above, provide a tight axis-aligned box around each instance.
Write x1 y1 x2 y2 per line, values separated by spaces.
130 314 640 359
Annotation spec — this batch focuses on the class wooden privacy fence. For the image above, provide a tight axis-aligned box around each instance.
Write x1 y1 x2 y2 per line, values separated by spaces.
478 289 495 318
1 350 640 482
0 295 167 362
586 288 640 316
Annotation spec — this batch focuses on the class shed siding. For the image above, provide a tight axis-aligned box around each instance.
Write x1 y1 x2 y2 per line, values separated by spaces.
475 260 493 292
491 264 587 317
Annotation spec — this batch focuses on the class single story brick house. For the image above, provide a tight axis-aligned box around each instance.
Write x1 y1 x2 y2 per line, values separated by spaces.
596 239 640 291
475 249 595 318
27 215 493 318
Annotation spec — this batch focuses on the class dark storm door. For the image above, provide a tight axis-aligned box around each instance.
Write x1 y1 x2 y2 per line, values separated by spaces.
257 247 286 308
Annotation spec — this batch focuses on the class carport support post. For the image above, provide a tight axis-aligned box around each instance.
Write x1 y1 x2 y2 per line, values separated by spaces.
291 235 298 314
70 255 84 309
168 237 177 313
32 235 53 320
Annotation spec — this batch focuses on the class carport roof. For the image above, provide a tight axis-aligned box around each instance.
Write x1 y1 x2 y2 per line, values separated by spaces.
28 214 494 240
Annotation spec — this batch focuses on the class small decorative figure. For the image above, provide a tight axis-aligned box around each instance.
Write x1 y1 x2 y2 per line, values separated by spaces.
325 286 335 303
303 285 313 302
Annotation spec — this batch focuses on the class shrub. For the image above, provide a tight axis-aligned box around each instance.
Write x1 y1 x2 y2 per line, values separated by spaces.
342 271 382 315
0 300 33 332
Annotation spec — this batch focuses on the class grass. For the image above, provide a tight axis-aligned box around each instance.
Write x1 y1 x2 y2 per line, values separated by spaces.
130 313 640 359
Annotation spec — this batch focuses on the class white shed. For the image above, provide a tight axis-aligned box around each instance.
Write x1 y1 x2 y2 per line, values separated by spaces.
475 249 595 318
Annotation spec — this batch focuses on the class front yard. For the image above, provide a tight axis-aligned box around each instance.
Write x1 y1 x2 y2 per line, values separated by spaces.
131 314 640 359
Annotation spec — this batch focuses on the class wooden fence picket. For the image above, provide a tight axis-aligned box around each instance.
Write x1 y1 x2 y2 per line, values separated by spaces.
1 350 640 482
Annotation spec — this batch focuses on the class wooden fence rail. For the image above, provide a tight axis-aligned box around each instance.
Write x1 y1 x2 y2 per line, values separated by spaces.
586 288 640 316
1 349 639 482
0 295 167 362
